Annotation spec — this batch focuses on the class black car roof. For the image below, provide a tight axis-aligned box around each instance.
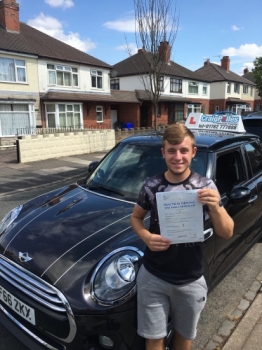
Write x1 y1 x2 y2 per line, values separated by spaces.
121 130 259 150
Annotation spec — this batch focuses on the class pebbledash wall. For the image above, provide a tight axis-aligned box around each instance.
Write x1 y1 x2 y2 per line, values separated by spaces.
17 130 115 163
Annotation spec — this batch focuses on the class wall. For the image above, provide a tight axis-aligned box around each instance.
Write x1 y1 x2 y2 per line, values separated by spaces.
18 130 115 163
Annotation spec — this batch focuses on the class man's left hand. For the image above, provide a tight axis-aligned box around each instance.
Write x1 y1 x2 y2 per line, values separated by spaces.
198 189 220 212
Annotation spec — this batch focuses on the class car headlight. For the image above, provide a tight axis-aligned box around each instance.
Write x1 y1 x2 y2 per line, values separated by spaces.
89 247 143 306
0 205 23 235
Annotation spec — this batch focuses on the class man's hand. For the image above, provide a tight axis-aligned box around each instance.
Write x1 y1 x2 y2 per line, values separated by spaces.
145 233 171 251
198 188 220 212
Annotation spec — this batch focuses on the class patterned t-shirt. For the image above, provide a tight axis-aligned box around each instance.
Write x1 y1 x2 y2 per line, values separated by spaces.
137 171 219 285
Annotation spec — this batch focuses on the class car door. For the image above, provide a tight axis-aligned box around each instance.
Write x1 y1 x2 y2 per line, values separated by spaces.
243 140 262 241
209 147 258 284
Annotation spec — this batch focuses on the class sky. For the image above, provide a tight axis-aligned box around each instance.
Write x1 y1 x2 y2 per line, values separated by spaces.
17 0 262 76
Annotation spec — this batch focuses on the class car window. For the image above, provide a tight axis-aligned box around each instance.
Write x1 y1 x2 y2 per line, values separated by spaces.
244 142 262 177
215 151 245 195
242 119 262 138
190 152 207 176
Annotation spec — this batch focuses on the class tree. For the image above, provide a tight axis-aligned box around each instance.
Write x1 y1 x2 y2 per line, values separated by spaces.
127 0 178 129
252 57 262 98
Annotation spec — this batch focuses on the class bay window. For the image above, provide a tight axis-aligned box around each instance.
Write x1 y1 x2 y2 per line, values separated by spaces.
0 57 26 82
45 103 82 128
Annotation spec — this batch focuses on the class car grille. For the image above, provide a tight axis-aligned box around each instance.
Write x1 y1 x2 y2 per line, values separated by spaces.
0 254 76 343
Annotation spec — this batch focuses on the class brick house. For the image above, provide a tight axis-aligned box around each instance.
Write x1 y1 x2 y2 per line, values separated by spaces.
195 56 256 115
242 68 262 112
0 0 141 136
111 42 211 127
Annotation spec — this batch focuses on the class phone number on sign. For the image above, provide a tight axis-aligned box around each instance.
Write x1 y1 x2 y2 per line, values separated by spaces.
199 124 237 130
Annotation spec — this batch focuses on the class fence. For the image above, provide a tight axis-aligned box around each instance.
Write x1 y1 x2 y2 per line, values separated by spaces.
15 124 111 135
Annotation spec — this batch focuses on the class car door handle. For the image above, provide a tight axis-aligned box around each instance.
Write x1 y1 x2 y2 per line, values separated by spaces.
248 195 258 204
204 228 213 241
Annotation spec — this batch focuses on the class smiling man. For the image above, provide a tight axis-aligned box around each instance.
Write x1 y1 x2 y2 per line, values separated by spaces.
130 123 234 350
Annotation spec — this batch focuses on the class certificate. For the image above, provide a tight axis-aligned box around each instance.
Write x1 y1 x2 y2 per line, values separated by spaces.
156 190 204 244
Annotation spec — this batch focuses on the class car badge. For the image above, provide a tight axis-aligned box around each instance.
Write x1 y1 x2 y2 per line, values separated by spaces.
19 252 33 263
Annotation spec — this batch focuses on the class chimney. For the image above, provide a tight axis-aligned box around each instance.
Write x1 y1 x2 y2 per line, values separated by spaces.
221 56 230 72
243 68 249 75
0 0 20 33
204 59 210 66
158 41 171 64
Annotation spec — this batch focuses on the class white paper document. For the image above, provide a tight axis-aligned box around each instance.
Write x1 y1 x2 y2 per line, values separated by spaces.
156 190 204 244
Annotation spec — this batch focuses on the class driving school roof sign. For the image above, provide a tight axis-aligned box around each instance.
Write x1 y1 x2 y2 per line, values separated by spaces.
185 113 246 133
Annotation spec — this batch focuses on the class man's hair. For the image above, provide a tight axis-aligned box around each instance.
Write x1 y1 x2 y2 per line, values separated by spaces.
162 123 195 148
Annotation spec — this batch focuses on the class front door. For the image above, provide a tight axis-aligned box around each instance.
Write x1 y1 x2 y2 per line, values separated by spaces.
110 110 118 129
140 106 147 127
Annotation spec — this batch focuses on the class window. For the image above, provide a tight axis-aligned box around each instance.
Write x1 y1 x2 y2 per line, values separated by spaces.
202 84 207 95
0 103 34 136
0 57 26 82
244 142 262 176
215 106 219 111
170 78 182 93
250 87 253 96
227 82 231 93
47 64 78 87
234 83 240 93
243 85 248 94
110 78 119 90
189 81 198 94
187 104 200 116
158 76 164 91
91 70 103 88
45 103 82 128
215 151 244 195
96 106 103 122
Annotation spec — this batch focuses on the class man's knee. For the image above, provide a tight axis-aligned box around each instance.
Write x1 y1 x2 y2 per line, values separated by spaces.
146 337 165 350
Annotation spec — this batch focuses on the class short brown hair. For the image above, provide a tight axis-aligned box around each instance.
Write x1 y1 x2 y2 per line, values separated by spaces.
162 123 195 148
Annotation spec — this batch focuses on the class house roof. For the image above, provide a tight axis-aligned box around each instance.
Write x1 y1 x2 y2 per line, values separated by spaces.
0 22 111 68
195 63 256 85
135 90 193 103
41 89 140 104
242 72 255 83
113 50 210 82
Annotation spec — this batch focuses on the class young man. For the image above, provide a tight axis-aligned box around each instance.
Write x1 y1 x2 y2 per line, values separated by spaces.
130 124 234 350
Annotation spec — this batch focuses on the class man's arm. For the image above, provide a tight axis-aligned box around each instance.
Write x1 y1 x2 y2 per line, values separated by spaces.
130 204 171 251
198 188 234 240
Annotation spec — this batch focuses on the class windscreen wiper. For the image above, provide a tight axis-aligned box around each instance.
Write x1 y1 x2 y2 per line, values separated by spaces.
89 185 124 197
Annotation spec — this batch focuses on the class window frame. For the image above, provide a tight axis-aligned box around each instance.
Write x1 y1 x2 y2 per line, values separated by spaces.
243 84 248 94
110 78 119 90
202 84 207 95
45 103 83 128
0 57 27 83
170 78 182 93
158 76 164 92
188 81 199 94
91 69 103 89
227 82 231 94
234 83 240 94
96 105 103 123
47 64 79 87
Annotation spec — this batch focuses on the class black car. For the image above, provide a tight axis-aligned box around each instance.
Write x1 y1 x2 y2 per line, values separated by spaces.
1 113 262 350
243 113 262 138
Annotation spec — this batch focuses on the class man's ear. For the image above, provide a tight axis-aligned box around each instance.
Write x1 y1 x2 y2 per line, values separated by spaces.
192 146 197 157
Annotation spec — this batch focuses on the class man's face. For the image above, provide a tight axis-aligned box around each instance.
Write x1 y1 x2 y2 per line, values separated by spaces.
161 136 197 176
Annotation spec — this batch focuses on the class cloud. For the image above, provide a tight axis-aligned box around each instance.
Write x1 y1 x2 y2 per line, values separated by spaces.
27 13 96 52
231 25 242 31
241 62 254 72
222 44 262 59
45 0 74 9
103 18 135 33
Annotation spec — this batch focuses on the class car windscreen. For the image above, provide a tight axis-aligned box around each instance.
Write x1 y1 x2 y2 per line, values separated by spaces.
82 143 208 202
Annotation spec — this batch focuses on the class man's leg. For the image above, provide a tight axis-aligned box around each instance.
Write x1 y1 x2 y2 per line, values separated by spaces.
172 330 192 350
146 338 165 350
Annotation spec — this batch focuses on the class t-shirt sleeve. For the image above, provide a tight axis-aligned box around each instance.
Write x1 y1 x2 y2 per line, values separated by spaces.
136 180 151 211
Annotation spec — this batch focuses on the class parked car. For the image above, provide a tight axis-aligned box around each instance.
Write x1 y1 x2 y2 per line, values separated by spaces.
242 113 262 138
1 113 262 350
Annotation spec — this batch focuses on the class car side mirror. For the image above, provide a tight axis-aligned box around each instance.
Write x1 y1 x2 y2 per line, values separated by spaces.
88 161 99 173
228 186 252 205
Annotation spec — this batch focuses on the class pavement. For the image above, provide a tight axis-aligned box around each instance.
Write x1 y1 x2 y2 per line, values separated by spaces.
0 148 262 349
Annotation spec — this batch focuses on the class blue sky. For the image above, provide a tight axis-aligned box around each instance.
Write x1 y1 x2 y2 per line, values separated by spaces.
17 0 262 75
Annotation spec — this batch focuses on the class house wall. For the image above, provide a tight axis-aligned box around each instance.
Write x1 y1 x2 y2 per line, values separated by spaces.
38 59 111 93
0 52 41 125
210 82 227 99
118 103 140 127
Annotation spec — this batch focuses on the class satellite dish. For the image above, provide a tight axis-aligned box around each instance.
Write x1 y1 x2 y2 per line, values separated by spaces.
110 70 118 78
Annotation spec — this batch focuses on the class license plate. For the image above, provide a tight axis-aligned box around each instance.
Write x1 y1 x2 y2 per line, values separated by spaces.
0 285 35 325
